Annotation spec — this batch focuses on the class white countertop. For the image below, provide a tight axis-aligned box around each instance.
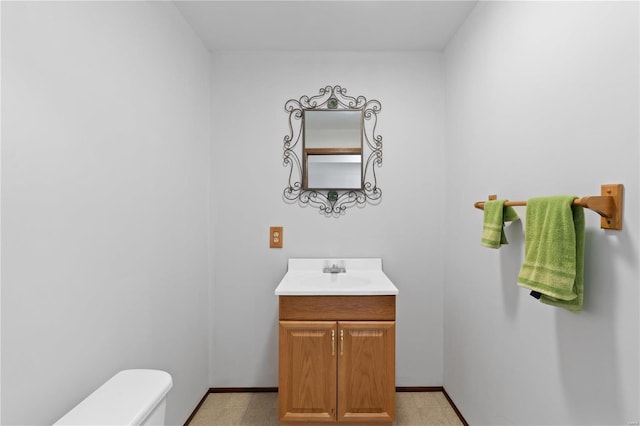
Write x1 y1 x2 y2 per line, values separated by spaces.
274 258 399 296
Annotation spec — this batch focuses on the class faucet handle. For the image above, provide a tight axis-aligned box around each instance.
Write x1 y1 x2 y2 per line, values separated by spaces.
322 261 347 273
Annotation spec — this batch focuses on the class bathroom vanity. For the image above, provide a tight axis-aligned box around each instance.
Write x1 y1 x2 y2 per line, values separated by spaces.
275 259 398 424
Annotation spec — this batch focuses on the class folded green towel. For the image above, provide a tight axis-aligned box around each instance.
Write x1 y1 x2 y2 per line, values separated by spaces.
481 200 520 249
517 196 585 312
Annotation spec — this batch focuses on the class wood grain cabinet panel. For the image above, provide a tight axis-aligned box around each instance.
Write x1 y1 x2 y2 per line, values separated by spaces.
279 321 338 422
278 296 396 425
337 321 395 423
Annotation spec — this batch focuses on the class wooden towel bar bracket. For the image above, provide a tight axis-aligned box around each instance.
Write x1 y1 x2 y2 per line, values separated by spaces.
473 184 624 230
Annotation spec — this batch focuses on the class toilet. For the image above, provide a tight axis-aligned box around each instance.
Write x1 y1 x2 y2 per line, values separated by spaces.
54 369 173 426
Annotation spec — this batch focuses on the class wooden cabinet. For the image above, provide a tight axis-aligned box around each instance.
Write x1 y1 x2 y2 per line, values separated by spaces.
337 321 395 423
279 321 337 422
279 296 396 425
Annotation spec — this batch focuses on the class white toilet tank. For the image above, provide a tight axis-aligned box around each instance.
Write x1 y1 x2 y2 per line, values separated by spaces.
54 369 173 426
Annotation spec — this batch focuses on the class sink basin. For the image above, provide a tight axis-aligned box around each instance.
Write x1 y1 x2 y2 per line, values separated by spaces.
274 258 399 296
299 273 371 288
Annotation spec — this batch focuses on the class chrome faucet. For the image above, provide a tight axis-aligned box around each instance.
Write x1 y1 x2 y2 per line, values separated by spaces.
323 263 346 274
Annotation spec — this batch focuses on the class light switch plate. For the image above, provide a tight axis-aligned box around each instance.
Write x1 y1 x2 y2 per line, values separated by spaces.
270 226 283 248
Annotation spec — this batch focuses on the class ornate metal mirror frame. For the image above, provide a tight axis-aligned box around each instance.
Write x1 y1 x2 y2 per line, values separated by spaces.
283 85 383 215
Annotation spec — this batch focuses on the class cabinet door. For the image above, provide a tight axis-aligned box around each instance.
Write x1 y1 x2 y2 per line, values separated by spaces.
337 321 395 423
279 321 337 422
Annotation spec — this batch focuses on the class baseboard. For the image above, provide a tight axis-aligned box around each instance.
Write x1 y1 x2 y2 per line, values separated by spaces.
185 386 467 426
209 386 278 393
184 387 280 425
395 386 444 392
183 390 210 426
442 388 469 426
396 386 467 425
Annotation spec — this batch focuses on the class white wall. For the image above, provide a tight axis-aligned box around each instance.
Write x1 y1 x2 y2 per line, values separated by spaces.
1 2 211 424
209 51 446 387
444 1 639 425
3 2 637 425
0 3 3 420
0 2 3 421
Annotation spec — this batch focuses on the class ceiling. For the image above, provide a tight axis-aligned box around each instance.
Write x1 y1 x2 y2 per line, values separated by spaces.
174 1 477 52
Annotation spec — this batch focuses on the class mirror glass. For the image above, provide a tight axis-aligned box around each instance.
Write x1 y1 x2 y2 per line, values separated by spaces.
304 110 362 149
303 110 363 189
306 154 362 189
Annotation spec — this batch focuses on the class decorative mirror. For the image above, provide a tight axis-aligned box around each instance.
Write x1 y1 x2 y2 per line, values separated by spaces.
283 85 383 215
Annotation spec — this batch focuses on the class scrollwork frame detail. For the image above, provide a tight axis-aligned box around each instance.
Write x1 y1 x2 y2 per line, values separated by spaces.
283 85 383 215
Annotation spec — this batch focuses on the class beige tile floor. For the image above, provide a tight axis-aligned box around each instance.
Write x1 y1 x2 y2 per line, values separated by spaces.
187 391 464 426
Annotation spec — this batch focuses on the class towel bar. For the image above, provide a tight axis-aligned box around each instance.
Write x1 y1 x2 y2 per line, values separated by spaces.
473 184 623 230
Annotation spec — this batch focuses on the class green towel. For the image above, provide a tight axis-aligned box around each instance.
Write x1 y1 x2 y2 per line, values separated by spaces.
481 200 520 249
517 196 585 312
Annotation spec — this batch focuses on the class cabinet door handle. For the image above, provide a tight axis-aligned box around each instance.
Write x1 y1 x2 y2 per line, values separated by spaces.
331 330 335 356
340 330 344 356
